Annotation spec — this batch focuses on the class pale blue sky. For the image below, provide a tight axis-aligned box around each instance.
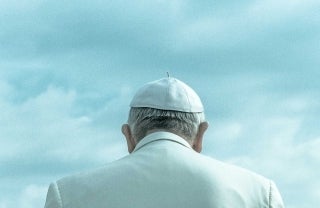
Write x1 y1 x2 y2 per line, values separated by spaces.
1 0 320 207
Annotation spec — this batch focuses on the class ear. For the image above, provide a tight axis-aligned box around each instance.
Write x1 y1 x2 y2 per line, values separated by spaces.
121 124 136 153
192 122 209 153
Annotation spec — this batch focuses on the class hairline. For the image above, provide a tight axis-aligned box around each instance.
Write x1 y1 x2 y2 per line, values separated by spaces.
127 107 205 143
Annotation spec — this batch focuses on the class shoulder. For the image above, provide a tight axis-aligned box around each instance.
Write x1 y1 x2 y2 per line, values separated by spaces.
187 153 273 196
58 154 132 186
200 154 271 185
193 154 284 206
45 155 133 207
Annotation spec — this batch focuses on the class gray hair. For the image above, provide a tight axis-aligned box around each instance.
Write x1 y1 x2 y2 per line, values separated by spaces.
128 107 205 143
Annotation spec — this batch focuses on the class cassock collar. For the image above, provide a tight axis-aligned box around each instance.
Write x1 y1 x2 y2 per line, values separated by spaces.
133 131 192 152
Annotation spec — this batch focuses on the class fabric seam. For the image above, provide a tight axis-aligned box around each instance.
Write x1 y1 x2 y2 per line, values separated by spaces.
269 180 272 208
55 182 64 208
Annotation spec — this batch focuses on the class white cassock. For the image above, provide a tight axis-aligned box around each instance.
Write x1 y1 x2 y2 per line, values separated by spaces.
44 132 285 208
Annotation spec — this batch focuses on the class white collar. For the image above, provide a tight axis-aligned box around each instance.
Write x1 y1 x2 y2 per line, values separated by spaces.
133 131 192 152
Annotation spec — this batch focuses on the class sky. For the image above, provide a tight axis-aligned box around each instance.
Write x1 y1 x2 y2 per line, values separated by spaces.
0 0 319 207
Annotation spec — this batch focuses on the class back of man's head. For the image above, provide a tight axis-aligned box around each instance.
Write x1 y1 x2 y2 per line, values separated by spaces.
127 77 206 143
128 107 205 142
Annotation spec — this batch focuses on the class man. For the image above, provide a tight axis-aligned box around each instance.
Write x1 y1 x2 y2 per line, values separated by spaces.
44 77 285 208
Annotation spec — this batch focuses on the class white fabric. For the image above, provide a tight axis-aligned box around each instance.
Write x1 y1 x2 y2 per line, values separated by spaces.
44 132 285 208
130 77 204 112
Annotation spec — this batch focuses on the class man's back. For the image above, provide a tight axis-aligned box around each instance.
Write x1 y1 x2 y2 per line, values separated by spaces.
44 132 284 208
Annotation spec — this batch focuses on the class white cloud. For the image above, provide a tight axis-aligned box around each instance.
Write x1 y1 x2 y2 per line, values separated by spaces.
0 1 319 207
248 0 320 19
223 115 320 207
0 86 76 156
0 81 12 97
0 184 47 208
173 0 320 54
0 81 129 207
209 121 243 142
0 80 130 167
227 136 320 207
18 185 47 208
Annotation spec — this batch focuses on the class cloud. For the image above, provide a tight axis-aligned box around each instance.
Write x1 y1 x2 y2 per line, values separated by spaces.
0 0 179 60
206 96 320 207
0 82 128 177
0 184 47 208
172 0 320 72
1 0 319 78
18 185 48 208
226 135 320 207
0 79 130 207
0 0 319 207
201 75 320 207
